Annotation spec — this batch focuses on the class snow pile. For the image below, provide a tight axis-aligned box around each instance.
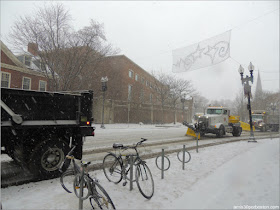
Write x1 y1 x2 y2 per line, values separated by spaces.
1 138 279 209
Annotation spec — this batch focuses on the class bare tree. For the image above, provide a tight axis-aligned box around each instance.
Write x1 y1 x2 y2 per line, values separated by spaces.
151 71 172 123
8 3 117 91
193 94 209 114
252 90 280 112
232 89 246 120
152 71 195 123
168 77 195 124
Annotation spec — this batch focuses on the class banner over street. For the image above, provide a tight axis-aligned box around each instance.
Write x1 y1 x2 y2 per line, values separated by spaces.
172 31 231 72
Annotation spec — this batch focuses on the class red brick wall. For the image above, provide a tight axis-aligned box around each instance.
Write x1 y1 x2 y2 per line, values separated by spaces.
1 51 16 66
107 56 158 103
1 68 48 91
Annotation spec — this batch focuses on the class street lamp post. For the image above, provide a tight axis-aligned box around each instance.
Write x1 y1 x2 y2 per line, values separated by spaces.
238 62 256 142
181 93 186 122
101 76 108 129
270 103 277 115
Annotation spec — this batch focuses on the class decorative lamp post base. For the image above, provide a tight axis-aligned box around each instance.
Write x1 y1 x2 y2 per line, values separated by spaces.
248 140 257 143
248 136 257 143
100 124 105 129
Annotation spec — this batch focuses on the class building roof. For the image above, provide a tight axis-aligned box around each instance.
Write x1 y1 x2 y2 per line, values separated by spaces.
105 54 155 78
1 41 46 77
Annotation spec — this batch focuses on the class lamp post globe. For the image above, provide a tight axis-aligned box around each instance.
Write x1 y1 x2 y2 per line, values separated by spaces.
238 65 244 74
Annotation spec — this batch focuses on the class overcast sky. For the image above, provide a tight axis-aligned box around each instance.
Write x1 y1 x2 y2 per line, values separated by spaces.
1 1 279 101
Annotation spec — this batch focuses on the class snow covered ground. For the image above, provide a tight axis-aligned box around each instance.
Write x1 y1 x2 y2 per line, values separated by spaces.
1 137 279 209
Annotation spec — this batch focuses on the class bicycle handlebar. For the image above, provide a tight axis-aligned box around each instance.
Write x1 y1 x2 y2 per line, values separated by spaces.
122 138 148 150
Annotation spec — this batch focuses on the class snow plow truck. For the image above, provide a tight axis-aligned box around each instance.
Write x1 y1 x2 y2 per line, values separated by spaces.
1 87 95 178
184 106 242 138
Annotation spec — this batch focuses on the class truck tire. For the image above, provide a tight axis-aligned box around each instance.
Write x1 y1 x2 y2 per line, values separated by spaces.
261 126 267 132
28 139 70 178
216 126 224 138
232 127 241 137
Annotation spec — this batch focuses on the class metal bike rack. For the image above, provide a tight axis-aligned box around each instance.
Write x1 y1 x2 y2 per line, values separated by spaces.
177 145 192 171
79 167 84 210
129 154 134 191
196 133 199 153
155 149 171 179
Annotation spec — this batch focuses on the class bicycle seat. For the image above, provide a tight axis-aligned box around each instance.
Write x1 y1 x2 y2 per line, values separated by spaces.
113 143 124 149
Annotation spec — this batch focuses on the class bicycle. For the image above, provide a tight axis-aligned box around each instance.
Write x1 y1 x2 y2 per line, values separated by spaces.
60 145 116 209
102 138 154 199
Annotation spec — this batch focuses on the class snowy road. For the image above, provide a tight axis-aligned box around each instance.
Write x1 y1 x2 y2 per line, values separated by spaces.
1 138 279 209
1 123 279 188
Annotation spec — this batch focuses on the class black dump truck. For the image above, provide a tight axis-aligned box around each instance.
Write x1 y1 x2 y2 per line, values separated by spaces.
1 87 95 177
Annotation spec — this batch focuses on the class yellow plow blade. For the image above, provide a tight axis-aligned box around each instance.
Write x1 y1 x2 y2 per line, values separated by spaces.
186 128 200 139
240 121 255 131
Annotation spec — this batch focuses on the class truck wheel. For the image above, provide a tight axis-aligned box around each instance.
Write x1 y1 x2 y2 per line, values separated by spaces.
261 126 267 132
28 139 70 178
216 126 224 138
232 127 241 137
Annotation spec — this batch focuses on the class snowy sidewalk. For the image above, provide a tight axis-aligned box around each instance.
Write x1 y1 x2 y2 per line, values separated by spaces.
1 138 279 209
169 138 280 209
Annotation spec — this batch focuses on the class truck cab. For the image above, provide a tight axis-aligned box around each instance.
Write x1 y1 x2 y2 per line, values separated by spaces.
205 107 230 129
251 110 267 131
252 110 279 132
187 106 242 138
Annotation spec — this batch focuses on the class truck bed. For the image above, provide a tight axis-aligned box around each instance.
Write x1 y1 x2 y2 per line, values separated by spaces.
1 88 89 124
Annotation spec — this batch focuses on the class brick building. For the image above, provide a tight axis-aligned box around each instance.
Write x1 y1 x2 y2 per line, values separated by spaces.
84 55 193 124
1 41 48 91
93 55 160 104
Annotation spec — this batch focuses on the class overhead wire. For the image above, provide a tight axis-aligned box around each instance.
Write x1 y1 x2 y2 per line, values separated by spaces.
134 7 279 62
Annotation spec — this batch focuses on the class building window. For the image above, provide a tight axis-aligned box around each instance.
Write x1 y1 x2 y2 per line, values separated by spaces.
150 94 153 103
39 80 47 91
129 70 134 78
135 74 139 81
146 81 149 87
25 56 31 67
22 77 31 90
128 85 132 101
141 77 145 84
150 82 153 89
1 72 11 88
140 89 144 102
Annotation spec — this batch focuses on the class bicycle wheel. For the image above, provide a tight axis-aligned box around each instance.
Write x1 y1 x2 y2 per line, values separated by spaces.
103 154 122 184
60 169 76 193
73 174 90 200
135 163 154 199
90 181 116 209
177 150 191 163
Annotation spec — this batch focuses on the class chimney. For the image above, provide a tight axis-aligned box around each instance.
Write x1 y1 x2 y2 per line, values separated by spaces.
28 43 38 56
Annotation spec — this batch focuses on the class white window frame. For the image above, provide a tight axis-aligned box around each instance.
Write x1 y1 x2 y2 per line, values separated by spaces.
135 74 139 81
146 81 149 87
1 72 11 88
39 80 47 91
22 77 31 90
150 93 153 103
129 70 134 78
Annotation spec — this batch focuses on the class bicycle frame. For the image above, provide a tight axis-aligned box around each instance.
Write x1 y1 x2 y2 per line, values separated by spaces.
109 141 146 182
